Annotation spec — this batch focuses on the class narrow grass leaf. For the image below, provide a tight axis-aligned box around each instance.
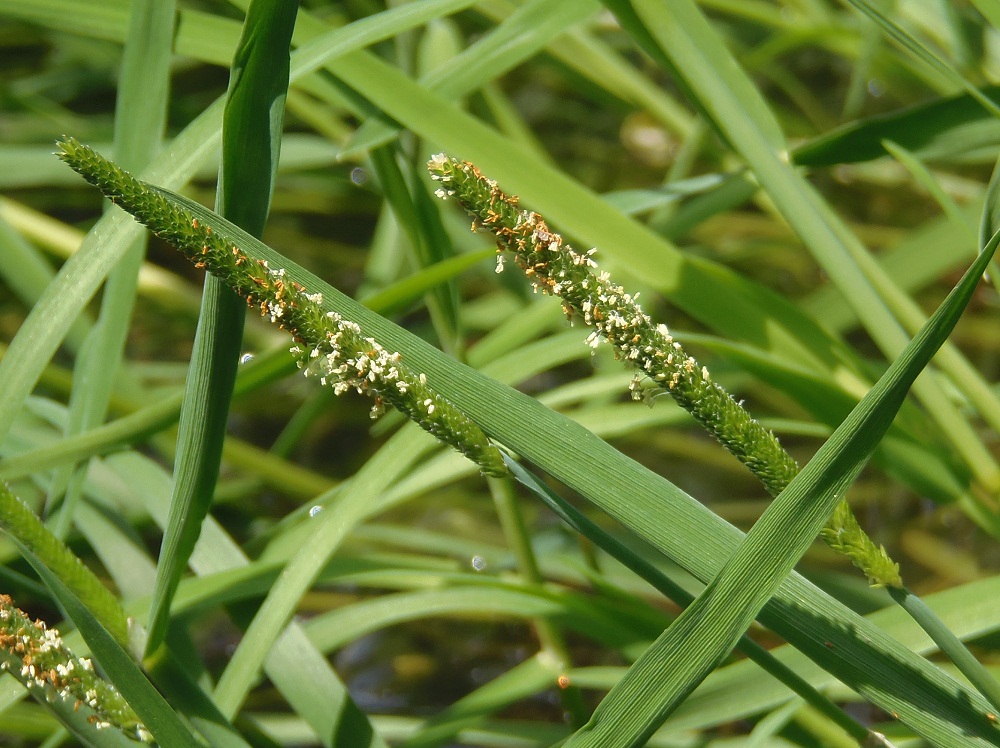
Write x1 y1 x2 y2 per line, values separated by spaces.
842 0 1000 120
58 146 1000 744
342 0 601 157
794 87 1000 166
27 561 200 747
560 230 999 746
144 0 297 655
49 0 175 539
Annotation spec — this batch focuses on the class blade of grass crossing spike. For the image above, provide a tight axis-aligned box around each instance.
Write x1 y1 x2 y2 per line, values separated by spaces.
162 191 1000 746
560 233 1000 747
50 0 176 539
144 0 298 655
0 0 478 461
0 483 130 646
625 0 1000 489
502 456 873 745
58 146 1000 745
25 560 201 747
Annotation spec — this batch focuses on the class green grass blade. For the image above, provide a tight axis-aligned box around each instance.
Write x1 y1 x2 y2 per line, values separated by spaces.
212 426 430 719
25 561 200 747
560 229 999 745
793 87 1000 166
48 0 176 539
143 0 297 656
621 0 1000 492
342 0 601 158
843 0 1000 120
56 141 1000 744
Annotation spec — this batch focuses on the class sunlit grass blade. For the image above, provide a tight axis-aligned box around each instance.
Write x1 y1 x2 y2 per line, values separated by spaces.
503 456 877 746
47 0 175 542
56 140 1000 745
622 0 1000 497
341 0 601 158
560 224 999 746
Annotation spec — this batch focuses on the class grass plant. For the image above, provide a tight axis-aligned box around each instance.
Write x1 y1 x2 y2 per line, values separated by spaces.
3 1 1000 747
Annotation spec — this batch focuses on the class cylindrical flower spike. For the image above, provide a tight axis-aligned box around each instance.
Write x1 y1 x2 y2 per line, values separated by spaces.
56 138 508 479
429 153 902 588
0 594 149 741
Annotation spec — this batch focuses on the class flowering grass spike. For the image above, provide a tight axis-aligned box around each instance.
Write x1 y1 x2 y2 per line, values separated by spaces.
428 153 901 588
0 595 149 741
56 137 508 479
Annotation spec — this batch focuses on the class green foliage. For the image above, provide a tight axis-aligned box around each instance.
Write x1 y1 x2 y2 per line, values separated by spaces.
3 2 1000 748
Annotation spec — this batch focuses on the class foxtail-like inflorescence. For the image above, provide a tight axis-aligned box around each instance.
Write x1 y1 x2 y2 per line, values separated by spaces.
56 137 507 479
0 594 149 741
428 153 901 588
